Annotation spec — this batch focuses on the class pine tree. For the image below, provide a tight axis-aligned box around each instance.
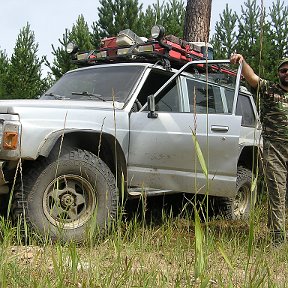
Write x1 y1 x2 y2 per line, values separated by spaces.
48 15 93 80
235 0 263 71
93 0 144 38
255 0 288 81
7 23 46 99
70 15 94 51
210 4 237 59
0 49 9 98
92 0 185 42
162 0 185 37
139 1 169 37
137 0 185 38
267 0 288 73
46 29 73 80
140 2 162 37
211 0 287 81
183 0 212 42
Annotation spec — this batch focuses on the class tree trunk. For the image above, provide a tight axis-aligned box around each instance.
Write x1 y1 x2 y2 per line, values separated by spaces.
183 0 212 42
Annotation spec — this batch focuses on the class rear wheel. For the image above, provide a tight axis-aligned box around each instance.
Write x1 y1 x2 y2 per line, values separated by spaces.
219 166 256 220
12 147 118 243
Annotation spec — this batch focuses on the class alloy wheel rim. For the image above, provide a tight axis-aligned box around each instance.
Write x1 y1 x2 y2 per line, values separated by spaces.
43 174 96 229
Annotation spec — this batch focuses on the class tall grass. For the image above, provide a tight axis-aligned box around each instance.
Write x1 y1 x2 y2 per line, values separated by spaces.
1 1 283 285
0 200 287 287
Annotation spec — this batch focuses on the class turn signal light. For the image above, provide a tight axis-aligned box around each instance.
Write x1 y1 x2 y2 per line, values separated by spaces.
3 132 18 150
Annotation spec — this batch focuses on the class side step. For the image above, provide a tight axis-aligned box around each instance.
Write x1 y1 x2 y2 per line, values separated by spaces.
128 187 181 198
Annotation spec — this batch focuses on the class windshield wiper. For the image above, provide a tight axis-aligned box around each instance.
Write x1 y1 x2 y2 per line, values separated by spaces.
44 93 70 100
71 91 106 102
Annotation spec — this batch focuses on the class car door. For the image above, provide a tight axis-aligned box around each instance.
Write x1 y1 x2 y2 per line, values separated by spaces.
128 62 242 198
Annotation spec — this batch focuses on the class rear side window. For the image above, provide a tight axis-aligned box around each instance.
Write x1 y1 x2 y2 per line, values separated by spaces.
186 79 224 114
225 88 234 113
218 88 256 126
236 94 256 127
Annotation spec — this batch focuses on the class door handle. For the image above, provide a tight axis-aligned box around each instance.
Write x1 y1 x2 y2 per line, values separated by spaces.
211 125 229 132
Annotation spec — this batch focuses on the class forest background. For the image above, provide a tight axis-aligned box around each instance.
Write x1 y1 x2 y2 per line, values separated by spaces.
0 0 287 99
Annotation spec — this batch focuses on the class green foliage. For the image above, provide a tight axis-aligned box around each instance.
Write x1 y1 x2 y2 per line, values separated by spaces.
46 15 93 80
141 0 185 38
94 0 144 38
0 50 9 98
70 14 94 51
210 4 237 59
264 0 288 80
161 0 185 37
194 208 205 279
211 0 288 81
0 201 287 287
1 0 287 89
5 23 47 99
269 0 288 57
151 0 185 38
45 29 73 80
236 0 264 75
91 0 185 41
191 131 208 178
130 0 166 38
45 0 185 79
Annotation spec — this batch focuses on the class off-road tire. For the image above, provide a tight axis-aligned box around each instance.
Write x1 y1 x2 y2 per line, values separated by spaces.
219 166 256 220
12 147 118 243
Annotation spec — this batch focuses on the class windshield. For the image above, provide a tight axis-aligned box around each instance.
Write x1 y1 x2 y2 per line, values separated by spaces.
41 65 145 102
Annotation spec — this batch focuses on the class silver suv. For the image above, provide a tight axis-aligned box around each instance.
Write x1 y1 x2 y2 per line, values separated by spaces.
0 59 261 242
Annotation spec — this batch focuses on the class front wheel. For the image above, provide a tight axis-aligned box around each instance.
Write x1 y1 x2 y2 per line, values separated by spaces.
12 148 118 243
219 166 256 220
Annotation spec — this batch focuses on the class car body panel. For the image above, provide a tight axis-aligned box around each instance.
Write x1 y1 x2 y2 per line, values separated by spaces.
0 61 261 200
128 111 242 198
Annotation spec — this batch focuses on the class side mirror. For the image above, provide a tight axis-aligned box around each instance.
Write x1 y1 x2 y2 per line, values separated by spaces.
147 95 158 118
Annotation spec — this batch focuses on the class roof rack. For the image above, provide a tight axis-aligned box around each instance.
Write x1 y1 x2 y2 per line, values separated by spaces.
67 26 239 79
67 26 214 70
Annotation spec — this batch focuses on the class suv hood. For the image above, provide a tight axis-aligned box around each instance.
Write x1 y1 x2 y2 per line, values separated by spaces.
0 99 124 114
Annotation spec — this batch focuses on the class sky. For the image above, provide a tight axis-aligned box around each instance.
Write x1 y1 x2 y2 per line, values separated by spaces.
0 0 276 67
